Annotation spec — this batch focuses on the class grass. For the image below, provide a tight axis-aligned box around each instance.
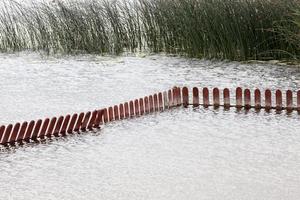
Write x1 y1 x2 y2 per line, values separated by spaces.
0 0 300 61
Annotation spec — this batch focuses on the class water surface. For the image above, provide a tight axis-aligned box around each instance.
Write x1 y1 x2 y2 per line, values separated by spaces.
0 53 300 200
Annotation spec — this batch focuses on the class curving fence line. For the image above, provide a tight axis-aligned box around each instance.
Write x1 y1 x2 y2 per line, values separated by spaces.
0 86 300 147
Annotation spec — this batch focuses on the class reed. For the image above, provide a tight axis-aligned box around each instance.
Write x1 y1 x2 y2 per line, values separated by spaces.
0 0 299 61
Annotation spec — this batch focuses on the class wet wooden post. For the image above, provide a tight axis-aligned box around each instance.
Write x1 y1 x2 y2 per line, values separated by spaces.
223 88 230 109
177 87 182 106
53 116 64 137
158 93 163 111
275 90 283 111
31 120 42 141
144 97 149 114
0 125 5 144
244 89 251 109
119 104 125 120
17 121 28 143
46 117 57 138
154 94 159 111
108 107 114 121
93 110 104 129
213 88 220 108
149 95 154 113
163 91 168 109
67 114 78 134
74 113 84 132
129 101 135 117
24 121 35 142
1 124 12 145
286 90 293 113
203 87 209 108
87 111 98 130
172 87 178 107
134 99 140 116
9 123 20 144
38 118 50 141
124 102 129 118
193 87 199 107
139 98 145 115
182 87 189 107
60 115 70 136
114 105 120 120
297 91 300 113
168 89 173 108
236 87 242 109
81 112 91 131
265 89 272 111
254 89 261 110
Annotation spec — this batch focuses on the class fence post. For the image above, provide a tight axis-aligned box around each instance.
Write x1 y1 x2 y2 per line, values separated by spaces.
275 90 283 111
223 88 230 108
193 87 199 107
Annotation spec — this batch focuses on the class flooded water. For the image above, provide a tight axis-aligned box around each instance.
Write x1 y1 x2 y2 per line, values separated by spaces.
0 52 300 200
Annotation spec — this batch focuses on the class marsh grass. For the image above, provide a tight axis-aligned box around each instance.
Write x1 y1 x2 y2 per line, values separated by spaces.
0 0 300 61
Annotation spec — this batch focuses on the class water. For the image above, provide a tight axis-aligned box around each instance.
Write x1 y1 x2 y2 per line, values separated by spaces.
0 52 300 200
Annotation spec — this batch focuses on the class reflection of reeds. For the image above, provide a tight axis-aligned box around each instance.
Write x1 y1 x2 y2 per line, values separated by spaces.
0 0 299 60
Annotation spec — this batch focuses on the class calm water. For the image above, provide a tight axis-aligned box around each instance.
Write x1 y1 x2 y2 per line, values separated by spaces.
0 52 300 200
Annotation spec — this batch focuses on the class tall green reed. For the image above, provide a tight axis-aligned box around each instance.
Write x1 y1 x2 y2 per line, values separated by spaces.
0 0 299 61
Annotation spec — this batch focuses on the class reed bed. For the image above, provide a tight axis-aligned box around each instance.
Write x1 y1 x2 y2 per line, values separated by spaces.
0 0 300 61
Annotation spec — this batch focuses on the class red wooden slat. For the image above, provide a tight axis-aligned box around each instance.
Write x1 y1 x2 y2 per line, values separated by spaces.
129 101 135 117
154 94 159 112
223 88 230 108
158 93 163 111
67 114 78 134
172 87 178 106
1 124 12 145
53 116 64 137
108 107 114 121
213 88 220 108
177 87 182 106
74 113 84 132
139 98 145 115
254 89 261 109
182 87 189 107
236 87 242 108
149 95 154 113
88 111 98 130
103 108 108 123
0 125 5 144
114 105 120 120
168 89 173 107
275 90 283 111
286 90 293 112
265 89 272 111
119 104 125 120
297 91 300 112
24 121 35 142
244 89 251 109
124 102 129 118
46 117 57 138
203 87 209 107
9 123 20 144
163 91 168 109
193 87 199 107
94 110 103 128
144 97 149 114
134 99 140 116
39 118 50 140
81 111 91 131
31 120 41 141
60 115 70 136
17 121 28 142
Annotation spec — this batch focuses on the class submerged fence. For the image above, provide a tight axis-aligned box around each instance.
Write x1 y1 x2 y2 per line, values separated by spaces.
0 86 300 146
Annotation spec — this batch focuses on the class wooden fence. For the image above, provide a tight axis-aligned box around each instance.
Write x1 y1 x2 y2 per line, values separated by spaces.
0 86 299 146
